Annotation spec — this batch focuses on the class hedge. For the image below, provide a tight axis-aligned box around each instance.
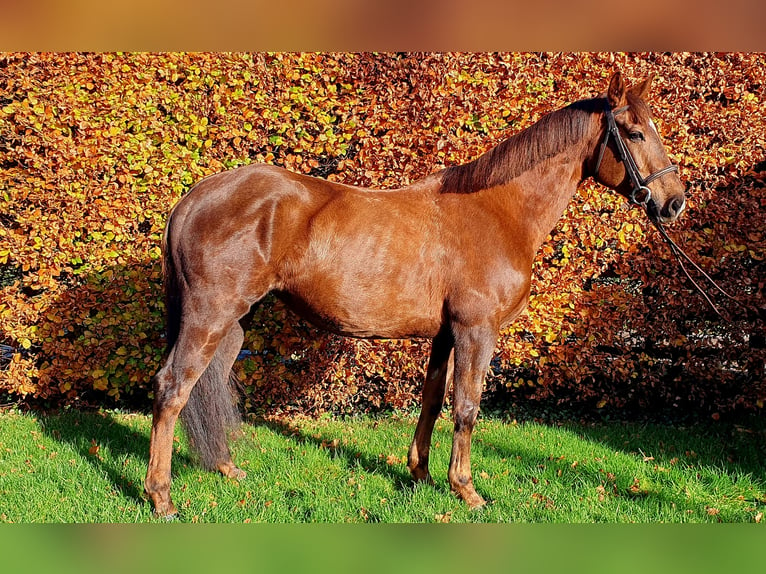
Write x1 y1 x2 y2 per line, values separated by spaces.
1 52 764 417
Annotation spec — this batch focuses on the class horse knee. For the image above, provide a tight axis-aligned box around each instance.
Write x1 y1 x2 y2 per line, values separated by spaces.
152 364 173 393
453 401 479 433
151 369 189 415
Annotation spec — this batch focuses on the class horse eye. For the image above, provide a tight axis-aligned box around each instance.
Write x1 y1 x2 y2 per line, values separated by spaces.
629 131 645 142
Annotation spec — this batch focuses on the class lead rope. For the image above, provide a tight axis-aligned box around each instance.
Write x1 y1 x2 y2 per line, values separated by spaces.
649 217 740 319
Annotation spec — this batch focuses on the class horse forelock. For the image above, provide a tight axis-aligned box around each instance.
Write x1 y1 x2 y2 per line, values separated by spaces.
439 98 603 194
625 91 653 123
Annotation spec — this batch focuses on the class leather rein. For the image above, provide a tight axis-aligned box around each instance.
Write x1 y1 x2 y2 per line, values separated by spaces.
594 103 737 318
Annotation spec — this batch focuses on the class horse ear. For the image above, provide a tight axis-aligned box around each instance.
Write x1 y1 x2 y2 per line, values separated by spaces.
607 71 626 108
630 74 654 100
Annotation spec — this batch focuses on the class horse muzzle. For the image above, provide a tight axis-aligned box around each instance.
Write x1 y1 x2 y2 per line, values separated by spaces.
652 194 686 224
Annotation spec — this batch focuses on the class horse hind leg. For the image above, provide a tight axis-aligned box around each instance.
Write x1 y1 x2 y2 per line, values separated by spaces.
145 317 245 518
408 327 454 485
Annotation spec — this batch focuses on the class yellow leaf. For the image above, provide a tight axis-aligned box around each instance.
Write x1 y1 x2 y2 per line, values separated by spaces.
435 512 452 523
544 331 557 344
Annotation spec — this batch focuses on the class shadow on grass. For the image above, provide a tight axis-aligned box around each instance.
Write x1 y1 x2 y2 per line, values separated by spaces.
37 409 194 508
250 417 417 493
36 408 421 519
569 416 766 476
470 414 766 516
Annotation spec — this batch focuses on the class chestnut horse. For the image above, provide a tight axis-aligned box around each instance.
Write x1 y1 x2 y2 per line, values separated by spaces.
145 72 686 517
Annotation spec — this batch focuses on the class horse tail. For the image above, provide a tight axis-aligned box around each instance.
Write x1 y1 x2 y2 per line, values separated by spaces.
161 205 182 351
162 204 242 471
181 349 243 471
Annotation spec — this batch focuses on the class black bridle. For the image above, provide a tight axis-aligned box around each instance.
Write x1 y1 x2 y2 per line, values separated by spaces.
594 102 738 318
593 103 679 210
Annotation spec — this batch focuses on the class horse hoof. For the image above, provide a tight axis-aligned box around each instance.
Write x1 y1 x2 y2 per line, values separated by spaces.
229 467 247 480
453 485 487 509
152 503 179 520
220 465 247 480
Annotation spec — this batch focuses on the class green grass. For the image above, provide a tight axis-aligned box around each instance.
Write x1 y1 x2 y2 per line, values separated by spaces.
0 408 764 523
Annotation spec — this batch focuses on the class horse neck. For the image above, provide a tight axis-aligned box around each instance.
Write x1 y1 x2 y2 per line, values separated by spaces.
520 144 592 243
493 110 602 250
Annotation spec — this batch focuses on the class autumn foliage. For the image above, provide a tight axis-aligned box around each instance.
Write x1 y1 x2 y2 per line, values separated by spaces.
1 53 764 417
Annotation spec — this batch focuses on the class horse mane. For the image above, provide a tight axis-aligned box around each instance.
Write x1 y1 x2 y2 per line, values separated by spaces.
439 97 604 194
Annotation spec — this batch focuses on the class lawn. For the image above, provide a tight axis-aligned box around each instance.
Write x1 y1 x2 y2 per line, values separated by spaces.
0 408 764 523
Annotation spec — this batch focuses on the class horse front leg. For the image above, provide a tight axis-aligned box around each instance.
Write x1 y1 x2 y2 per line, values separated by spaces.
408 327 454 484
447 322 497 509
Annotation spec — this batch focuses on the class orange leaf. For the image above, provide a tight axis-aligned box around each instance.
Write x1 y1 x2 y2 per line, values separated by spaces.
88 440 100 456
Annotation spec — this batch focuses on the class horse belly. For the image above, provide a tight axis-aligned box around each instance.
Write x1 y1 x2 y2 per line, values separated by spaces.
280 263 444 340
277 186 447 339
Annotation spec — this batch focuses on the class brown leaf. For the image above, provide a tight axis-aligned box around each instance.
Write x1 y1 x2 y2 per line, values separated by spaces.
629 478 644 494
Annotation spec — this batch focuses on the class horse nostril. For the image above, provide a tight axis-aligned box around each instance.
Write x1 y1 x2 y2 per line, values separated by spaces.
664 196 686 219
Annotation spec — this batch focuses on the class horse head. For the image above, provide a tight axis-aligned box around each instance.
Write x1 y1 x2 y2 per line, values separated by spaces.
593 72 687 224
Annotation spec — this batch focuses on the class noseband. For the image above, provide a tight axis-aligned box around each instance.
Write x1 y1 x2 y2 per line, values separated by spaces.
593 103 679 209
